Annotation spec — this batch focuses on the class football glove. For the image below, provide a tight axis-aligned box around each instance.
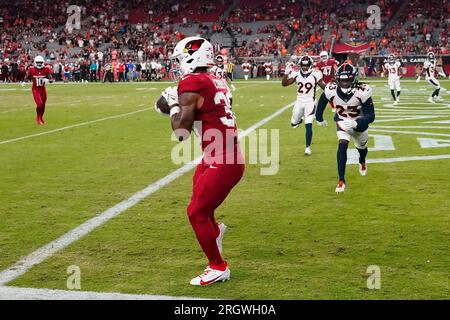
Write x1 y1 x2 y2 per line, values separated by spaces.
316 119 328 127
285 62 294 76
339 119 358 131
161 86 178 107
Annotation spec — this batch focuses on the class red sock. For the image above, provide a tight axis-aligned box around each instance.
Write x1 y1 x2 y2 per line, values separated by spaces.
210 260 227 271
188 214 223 267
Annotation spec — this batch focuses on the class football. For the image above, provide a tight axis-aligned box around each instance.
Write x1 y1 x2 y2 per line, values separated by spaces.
155 94 171 116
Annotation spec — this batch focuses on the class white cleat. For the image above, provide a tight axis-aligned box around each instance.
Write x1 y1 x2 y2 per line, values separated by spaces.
435 96 444 102
359 163 367 176
393 100 398 105
291 119 302 129
304 146 312 155
216 223 227 254
190 266 230 286
335 180 346 193
428 97 436 104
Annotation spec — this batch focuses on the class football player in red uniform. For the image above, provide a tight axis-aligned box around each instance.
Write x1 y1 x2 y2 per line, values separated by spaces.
169 37 244 286
315 51 338 84
23 56 52 125
315 51 339 112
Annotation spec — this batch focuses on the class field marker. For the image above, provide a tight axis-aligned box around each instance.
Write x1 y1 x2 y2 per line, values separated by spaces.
0 101 295 287
0 106 149 146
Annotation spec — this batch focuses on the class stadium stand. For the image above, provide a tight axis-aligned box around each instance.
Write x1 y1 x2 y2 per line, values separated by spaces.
0 0 448 82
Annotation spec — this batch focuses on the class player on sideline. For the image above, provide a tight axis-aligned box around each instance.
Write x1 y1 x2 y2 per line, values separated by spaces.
315 63 375 193
282 55 325 155
22 55 52 125
263 60 272 80
383 54 402 104
168 37 244 286
242 61 251 80
424 52 444 104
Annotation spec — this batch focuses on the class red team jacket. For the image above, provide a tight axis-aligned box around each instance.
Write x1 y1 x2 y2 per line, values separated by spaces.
28 66 51 91
177 72 242 165
315 59 338 84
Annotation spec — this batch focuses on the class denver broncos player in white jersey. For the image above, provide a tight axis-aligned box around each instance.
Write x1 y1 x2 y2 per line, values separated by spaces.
383 54 402 104
282 55 325 155
316 63 375 193
210 55 236 92
424 52 443 104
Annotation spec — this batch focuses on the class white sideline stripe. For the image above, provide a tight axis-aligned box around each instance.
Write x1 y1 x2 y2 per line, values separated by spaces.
0 106 148 146
0 101 295 287
0 286 205 300
363 154 450 164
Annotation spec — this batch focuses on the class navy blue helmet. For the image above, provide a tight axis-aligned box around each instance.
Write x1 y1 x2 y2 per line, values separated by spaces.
336 63 357 93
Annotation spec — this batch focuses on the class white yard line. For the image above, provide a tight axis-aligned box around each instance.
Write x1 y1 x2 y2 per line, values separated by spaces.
0 106 148 146
372 125 450 129
0 101 295 288
370 129 450 137
0 286 206 300
362 154 450 164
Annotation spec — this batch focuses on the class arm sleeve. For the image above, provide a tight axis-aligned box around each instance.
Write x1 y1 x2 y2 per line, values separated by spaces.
356 97 375 130
315 92 329 122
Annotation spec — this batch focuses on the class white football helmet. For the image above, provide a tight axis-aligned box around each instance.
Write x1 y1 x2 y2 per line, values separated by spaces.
320 51 329 62
34 55 45 69
170 36 214 75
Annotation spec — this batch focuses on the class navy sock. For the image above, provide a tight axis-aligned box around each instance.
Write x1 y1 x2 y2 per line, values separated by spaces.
397 91 401 97
337 143 348 182
305 123 312 147
391 90 396 100
357 147 368 164
432 88 440 97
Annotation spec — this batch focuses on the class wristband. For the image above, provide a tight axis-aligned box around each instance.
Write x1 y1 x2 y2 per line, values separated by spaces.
170 106 181 118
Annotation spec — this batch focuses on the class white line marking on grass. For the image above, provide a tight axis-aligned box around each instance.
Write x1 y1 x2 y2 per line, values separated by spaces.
370 129 450 137
372 125 450 129
375 116 444 123
0 286 206 300
361 154 450 164
424 120 450 124
0 106 148 146
0 102 295 287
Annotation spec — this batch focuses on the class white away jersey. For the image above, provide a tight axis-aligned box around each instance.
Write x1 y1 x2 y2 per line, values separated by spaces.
289 70 323 102
384 62 401 79
324 82 372 121
210 65 228 80
424 60 436 78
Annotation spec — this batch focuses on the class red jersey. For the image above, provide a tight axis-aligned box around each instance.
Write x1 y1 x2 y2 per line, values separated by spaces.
315 58 338 83
28 66 51 91
178 72 241 164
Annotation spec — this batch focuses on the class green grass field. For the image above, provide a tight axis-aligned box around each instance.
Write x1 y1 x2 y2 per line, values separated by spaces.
0 79 449 299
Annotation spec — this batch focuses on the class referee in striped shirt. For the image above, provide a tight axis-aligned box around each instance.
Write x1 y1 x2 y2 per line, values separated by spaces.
226 61 234 81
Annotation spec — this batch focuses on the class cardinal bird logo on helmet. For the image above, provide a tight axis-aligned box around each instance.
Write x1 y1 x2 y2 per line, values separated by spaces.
183 39 205 55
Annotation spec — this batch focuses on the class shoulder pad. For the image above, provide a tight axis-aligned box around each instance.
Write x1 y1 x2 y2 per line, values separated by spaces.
324 82 337 99
356 84 372 103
